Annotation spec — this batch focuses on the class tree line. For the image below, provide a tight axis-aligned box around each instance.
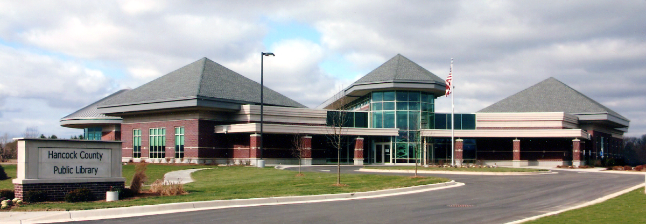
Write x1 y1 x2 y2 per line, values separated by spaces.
0 127 84 162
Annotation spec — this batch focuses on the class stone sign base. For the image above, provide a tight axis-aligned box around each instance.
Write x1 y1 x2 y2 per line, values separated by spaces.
14 180 124 201
12 139 125 201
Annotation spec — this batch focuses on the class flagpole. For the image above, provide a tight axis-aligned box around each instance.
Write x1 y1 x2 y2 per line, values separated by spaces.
451 58 455 166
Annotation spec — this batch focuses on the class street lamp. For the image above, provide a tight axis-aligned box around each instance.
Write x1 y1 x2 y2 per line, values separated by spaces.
258 52 275 168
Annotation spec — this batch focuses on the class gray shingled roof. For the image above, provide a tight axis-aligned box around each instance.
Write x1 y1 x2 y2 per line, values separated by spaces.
478 77 628 120
62 89 130 120
351 54 445 86
99 58 305 108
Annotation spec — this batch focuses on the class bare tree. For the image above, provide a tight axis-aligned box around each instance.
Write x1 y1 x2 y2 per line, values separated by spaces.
326 94 350 186
0 133 17 162
290 133 306 176
24 127 39 138
0 133 7 162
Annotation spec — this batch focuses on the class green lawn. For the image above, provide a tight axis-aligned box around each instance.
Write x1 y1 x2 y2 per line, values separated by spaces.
364 165 548 172
9 166 448 211
525 188 646 224
0 164 209 190
0 164 16 189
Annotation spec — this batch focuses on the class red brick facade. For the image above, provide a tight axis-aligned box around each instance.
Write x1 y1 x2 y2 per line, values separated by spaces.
302 136 312 158
513 139 521 161
121 119 220 160
354 138 364 159
455 139 464 161
101 130 120 141
572 139 581 161
250 134 261 158
14 182 124 201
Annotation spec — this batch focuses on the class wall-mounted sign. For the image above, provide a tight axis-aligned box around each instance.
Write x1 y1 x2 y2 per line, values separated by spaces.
38 148 112 179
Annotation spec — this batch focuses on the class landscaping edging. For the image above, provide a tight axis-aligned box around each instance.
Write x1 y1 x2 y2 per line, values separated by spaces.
358 168 557 175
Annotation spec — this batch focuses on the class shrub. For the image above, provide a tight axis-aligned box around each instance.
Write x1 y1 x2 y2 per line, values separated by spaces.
612 166 624 171
0 164 8 180
0 189 14 199
635 165 643 171
23 190 47 203
150 179 186 196
64 188 96 202
118 188 135 199
624 166 633 171
130 163 148 193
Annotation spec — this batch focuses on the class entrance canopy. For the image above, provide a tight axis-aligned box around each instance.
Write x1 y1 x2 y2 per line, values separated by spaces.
215 123 399 136
420 128 590 140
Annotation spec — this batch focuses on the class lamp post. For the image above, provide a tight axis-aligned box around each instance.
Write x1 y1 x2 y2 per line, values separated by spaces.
258 52 275 168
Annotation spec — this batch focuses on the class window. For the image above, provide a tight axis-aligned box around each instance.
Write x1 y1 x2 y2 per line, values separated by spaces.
133 129 141 158
84 127 102 140
175 127 185 158
149 128 166 158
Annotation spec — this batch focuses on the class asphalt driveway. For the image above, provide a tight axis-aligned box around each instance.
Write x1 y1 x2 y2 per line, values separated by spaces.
66 166 644 224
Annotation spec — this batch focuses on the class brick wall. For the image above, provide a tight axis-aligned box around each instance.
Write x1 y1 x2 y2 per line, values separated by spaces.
101 130 120 141
122 119 200 159
354 138 364 159
513 139 521 160
14 182 125 201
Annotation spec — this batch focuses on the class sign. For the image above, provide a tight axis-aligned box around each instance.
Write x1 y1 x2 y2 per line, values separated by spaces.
38 148 112 179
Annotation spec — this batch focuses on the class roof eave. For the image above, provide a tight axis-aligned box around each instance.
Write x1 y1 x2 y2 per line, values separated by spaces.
97 97 242 115
318 80 445 109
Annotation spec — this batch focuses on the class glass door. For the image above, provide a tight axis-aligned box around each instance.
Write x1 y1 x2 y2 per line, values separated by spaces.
375 144 383 163
373 143 392 164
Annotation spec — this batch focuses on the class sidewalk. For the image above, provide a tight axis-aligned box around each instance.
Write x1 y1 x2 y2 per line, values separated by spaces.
0 181 462 224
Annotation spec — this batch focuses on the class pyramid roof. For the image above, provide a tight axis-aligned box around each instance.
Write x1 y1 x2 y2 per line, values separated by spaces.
479 77 629 122
98 58 305 113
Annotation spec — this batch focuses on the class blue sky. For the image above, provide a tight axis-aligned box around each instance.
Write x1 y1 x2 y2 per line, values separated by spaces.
0 0 644 139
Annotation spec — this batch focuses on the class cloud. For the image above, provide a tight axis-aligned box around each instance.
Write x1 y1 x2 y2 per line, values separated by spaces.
0 45 116 109
0 0 644 137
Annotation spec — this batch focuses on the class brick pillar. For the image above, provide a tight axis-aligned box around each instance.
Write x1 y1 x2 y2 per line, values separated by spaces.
455 139 464 166
301 136 312 165
354 137 364 165
513 139 521 167
572 139 583 167
250 134 261 159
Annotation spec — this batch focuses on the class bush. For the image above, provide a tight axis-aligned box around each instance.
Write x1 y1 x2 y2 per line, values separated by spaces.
624 166 633 171
64 188 96 202
611 166 624 171
23 190 47 203
0 164 8 180
635 165 643 171
130 163 148 193
0 189 14 199
117 188 135 199
150 179 186 196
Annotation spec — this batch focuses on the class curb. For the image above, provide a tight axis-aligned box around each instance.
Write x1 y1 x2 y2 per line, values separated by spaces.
357 168 557 175
505 183 646 224
10 181 463 224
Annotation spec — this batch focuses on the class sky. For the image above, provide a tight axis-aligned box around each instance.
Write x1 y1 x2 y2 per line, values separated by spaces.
0 0 644 139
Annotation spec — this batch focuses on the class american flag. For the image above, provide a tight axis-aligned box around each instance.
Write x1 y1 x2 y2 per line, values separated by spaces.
445 64 452 97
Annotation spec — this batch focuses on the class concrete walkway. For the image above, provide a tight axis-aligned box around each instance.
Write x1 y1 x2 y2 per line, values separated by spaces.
163 168 210 184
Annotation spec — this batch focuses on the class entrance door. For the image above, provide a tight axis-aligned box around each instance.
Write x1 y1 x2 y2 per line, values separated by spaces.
374 143 391 164
425 143 434 165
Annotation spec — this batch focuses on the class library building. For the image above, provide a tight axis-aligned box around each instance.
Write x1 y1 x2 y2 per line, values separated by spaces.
61 54 629 167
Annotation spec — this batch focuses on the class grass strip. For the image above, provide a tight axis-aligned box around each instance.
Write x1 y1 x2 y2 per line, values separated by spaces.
10 166 448 211
363 166 548 172
525 188 646 224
